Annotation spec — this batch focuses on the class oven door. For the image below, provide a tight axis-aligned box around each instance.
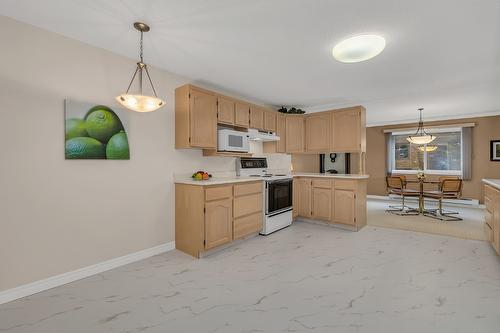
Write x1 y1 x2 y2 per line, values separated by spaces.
266 179 293 215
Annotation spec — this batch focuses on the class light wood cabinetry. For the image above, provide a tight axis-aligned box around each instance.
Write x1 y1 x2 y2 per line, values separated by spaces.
292 178 299 218
484 184 500 255
235 102 250 128
217 97 235 125
305 113 330 152
175 85 217 149
263 113 286 154
286 115 305 153
331 106 366 152
293 176 367 231
176 181 263 257
250 106 265 130
264 110 277 132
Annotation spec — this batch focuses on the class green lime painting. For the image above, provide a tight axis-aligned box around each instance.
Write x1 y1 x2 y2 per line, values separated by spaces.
65 100 130 160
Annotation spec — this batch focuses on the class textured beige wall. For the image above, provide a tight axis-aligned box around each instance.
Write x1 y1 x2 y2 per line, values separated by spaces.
0 17 290 292
366 115 500 201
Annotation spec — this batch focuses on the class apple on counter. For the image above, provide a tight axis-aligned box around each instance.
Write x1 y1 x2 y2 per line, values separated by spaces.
191 171 212 181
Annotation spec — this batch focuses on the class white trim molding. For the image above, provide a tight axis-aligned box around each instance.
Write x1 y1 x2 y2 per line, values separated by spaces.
0 241 175 305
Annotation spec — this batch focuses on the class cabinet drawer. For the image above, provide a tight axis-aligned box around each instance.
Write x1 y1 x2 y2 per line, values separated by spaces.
334 179 357 190
312 179 332 189
205 185 232 201
484 222 493 243
234 212 262 240
234 182 262 197
234 193 263 218
484 185 498 201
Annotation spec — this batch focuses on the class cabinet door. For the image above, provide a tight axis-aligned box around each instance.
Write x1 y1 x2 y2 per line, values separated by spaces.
276 113 286 153
312 187 331 221
190 89 217 148
205 198 233 250
250 106 265 130
285 116 305 153
217 97 235 125
264 110 277 132
333 189 355 225
235 102 250 128
305 113 330 152
331 109 361 152
298 178 312 218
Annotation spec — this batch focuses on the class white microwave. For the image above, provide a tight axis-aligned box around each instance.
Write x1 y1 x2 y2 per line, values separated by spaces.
218 129 249 152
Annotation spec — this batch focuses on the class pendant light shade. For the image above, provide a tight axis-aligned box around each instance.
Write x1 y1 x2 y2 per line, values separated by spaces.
116 22 164 113
418 145 438 152
406 108 435 145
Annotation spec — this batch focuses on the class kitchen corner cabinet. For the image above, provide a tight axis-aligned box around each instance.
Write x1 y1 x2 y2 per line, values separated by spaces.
175 85 217 149
217 97 235 125
264 110 277 132
286 115 305 153
305 113 330 152
250 106 265 130
293 177 367 231
484 184 500 255
235 102 250 128
175 181 263 257
331 106 366 153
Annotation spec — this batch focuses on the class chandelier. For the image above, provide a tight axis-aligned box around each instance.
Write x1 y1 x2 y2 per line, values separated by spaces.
116 22 165 113
406 108 435 145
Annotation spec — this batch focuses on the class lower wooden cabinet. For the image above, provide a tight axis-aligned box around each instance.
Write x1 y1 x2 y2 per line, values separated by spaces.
204 198 233 250
176 181 263 257
293 177 367 230
484 183 500 255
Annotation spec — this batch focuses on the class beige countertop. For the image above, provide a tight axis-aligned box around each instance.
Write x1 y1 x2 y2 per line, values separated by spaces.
175 173 369 185
483 179 500 190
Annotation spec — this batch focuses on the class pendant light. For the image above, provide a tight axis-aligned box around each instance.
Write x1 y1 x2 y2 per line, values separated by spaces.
418 145 438 152
116 22 164 113
406 108 435 145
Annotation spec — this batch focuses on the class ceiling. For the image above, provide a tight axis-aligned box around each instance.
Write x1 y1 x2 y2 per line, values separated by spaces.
1 0 500 125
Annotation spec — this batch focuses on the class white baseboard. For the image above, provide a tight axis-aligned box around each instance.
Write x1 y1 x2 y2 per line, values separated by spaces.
367 195 481 207
0 241 175 305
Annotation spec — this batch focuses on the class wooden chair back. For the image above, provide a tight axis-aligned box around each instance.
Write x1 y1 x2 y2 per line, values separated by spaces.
441 179 462 196
386 176 404 190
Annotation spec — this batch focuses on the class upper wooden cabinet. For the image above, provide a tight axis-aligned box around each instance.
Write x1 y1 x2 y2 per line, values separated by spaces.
285 115 305 153
331 106 366 152
250 106 265 130
235 102 250 128
305 113 330 152
264 110 277 132
175 85 217 149
276 113 286 153
217 97 235 125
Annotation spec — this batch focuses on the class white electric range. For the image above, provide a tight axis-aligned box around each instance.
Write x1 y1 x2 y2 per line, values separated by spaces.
236 157 293 235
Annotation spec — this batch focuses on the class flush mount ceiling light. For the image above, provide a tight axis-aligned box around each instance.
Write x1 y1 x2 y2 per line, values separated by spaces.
407 108 436 145
116 22 164 113
332 34 386 63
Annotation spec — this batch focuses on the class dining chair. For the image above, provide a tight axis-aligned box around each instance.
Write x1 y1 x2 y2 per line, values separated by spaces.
423 178 463 221
386 176 419 215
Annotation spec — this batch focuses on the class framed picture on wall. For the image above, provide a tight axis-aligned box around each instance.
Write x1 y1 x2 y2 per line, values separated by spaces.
490 140 500 161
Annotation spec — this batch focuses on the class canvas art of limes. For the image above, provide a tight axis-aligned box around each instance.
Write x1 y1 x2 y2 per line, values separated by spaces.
65 100 130 160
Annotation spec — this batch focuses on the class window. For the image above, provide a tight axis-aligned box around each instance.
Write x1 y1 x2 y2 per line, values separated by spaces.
391 129 462 175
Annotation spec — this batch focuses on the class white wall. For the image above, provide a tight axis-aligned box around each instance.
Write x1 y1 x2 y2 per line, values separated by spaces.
0 16 289 292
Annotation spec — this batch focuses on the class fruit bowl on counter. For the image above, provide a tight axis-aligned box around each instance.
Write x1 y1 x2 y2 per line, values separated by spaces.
191 171 212 181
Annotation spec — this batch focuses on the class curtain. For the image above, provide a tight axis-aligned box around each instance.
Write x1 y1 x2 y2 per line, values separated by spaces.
385 132 393 175
462 127 472 180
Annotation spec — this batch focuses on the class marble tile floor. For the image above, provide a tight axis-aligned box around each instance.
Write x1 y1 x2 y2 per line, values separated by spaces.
1 222 499 333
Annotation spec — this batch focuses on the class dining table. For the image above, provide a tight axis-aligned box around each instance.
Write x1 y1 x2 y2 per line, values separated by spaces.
405 178 440 214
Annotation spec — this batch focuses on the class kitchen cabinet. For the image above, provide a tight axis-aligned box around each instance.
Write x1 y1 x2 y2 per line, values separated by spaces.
305 113 330 152
264 110 277 132
312 180 332 221
286 115 305 153
235 102 250 128
204 198 233 250
175 181 263 257
292 178 299 218
293 176 367 231
484 183 500 255
175 85 217 149
331 106 366 152
263 113 286 154
250 106 265 130
217 97 235 125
